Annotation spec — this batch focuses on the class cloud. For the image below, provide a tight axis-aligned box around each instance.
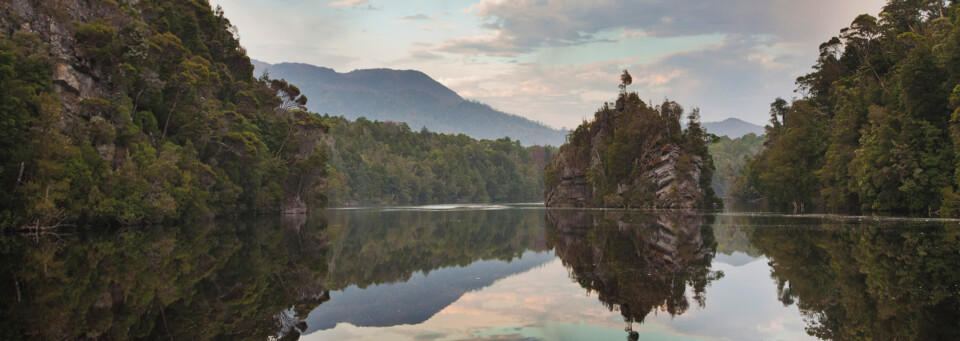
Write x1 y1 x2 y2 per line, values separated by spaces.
212 0 887 128
401 13 432 21
432 34 809 128
433 31 524 57
327 0 370 7
443 0 885 57
620 29 645 39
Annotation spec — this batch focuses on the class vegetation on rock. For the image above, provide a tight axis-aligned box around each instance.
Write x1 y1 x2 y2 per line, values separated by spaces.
544 73 719 208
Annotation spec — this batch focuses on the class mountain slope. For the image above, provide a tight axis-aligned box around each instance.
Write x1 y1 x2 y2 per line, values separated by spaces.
253 60 567 146
702 118 764 138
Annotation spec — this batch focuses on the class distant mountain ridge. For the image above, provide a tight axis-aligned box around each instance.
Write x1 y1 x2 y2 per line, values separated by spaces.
252 60 567 146
702 118 765 138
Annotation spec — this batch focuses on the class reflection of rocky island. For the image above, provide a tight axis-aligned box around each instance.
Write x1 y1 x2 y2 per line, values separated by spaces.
545 209 722 325
746 217 960 340
0 217 330 340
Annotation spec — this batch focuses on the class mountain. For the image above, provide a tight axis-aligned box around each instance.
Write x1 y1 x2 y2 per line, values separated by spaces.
252 60 567 146
702 118 765 138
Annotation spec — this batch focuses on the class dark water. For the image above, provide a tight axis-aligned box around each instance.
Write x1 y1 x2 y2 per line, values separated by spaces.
2 205 959 340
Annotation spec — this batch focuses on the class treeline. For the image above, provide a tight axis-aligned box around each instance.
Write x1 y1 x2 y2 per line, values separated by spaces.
709 133 763 198
735 0 960 215
322 115 556 206
0 1 327 228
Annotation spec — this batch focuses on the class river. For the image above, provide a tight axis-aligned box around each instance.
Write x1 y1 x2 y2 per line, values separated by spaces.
2 205 958 340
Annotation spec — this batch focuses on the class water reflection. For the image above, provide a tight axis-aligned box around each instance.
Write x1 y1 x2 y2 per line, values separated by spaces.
0 216 329 340
745 216 960 340
545 210 723 331
322 208 548 290
3 207 960 340
305 208 551 332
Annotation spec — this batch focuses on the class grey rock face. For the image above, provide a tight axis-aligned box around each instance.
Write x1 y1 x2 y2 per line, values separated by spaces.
2 0 105 112
545 125 704 209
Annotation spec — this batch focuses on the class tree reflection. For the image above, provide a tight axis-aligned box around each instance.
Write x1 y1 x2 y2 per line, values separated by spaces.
0 216 330 340
747 216 960 340
323 208 548 290
545 209 723 326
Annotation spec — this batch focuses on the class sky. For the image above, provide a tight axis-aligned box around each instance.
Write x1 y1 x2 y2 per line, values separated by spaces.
209 0 888 130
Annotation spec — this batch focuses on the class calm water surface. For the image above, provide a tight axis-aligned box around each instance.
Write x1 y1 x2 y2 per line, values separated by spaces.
2 205 959 340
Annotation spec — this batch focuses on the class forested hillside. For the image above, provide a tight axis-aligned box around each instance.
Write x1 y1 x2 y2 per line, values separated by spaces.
322 116 555 206
709 133 764 198
735 0 960 216
0 0 327 228
253 60 568 146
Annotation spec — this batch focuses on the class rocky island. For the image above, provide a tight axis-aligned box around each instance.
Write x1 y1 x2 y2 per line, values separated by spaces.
545 72 719 209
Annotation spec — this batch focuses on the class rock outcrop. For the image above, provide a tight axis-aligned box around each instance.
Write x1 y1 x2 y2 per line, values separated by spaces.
2 0 104 112
544 95 713 209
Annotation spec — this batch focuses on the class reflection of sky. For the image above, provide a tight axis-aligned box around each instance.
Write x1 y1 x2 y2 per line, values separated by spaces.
301 254 813 341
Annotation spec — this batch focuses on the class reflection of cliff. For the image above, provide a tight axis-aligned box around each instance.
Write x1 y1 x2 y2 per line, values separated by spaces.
748 218 960 340
545 210 722 324
0 217 330 340
323 209 549 289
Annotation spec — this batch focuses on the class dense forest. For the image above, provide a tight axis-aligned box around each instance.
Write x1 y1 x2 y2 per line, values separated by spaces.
545 80 720 208
734 0 960 215
709 133 764 198
0 0 328 229
322 115 555 206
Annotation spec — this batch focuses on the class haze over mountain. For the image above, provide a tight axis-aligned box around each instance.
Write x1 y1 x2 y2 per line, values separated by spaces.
702 118 765 138
253 60 567 146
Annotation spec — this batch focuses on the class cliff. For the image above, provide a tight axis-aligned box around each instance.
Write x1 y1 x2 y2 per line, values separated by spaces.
0 0 328 227
544 93 718 209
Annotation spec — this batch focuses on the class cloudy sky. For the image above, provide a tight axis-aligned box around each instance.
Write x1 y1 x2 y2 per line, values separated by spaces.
209 0 887 129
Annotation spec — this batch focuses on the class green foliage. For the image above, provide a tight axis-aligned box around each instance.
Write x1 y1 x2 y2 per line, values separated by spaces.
321 116 555 206
546 93 719 208
709 133 764 198
1 1 328 228
736 0 960 215
75 20 116 64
